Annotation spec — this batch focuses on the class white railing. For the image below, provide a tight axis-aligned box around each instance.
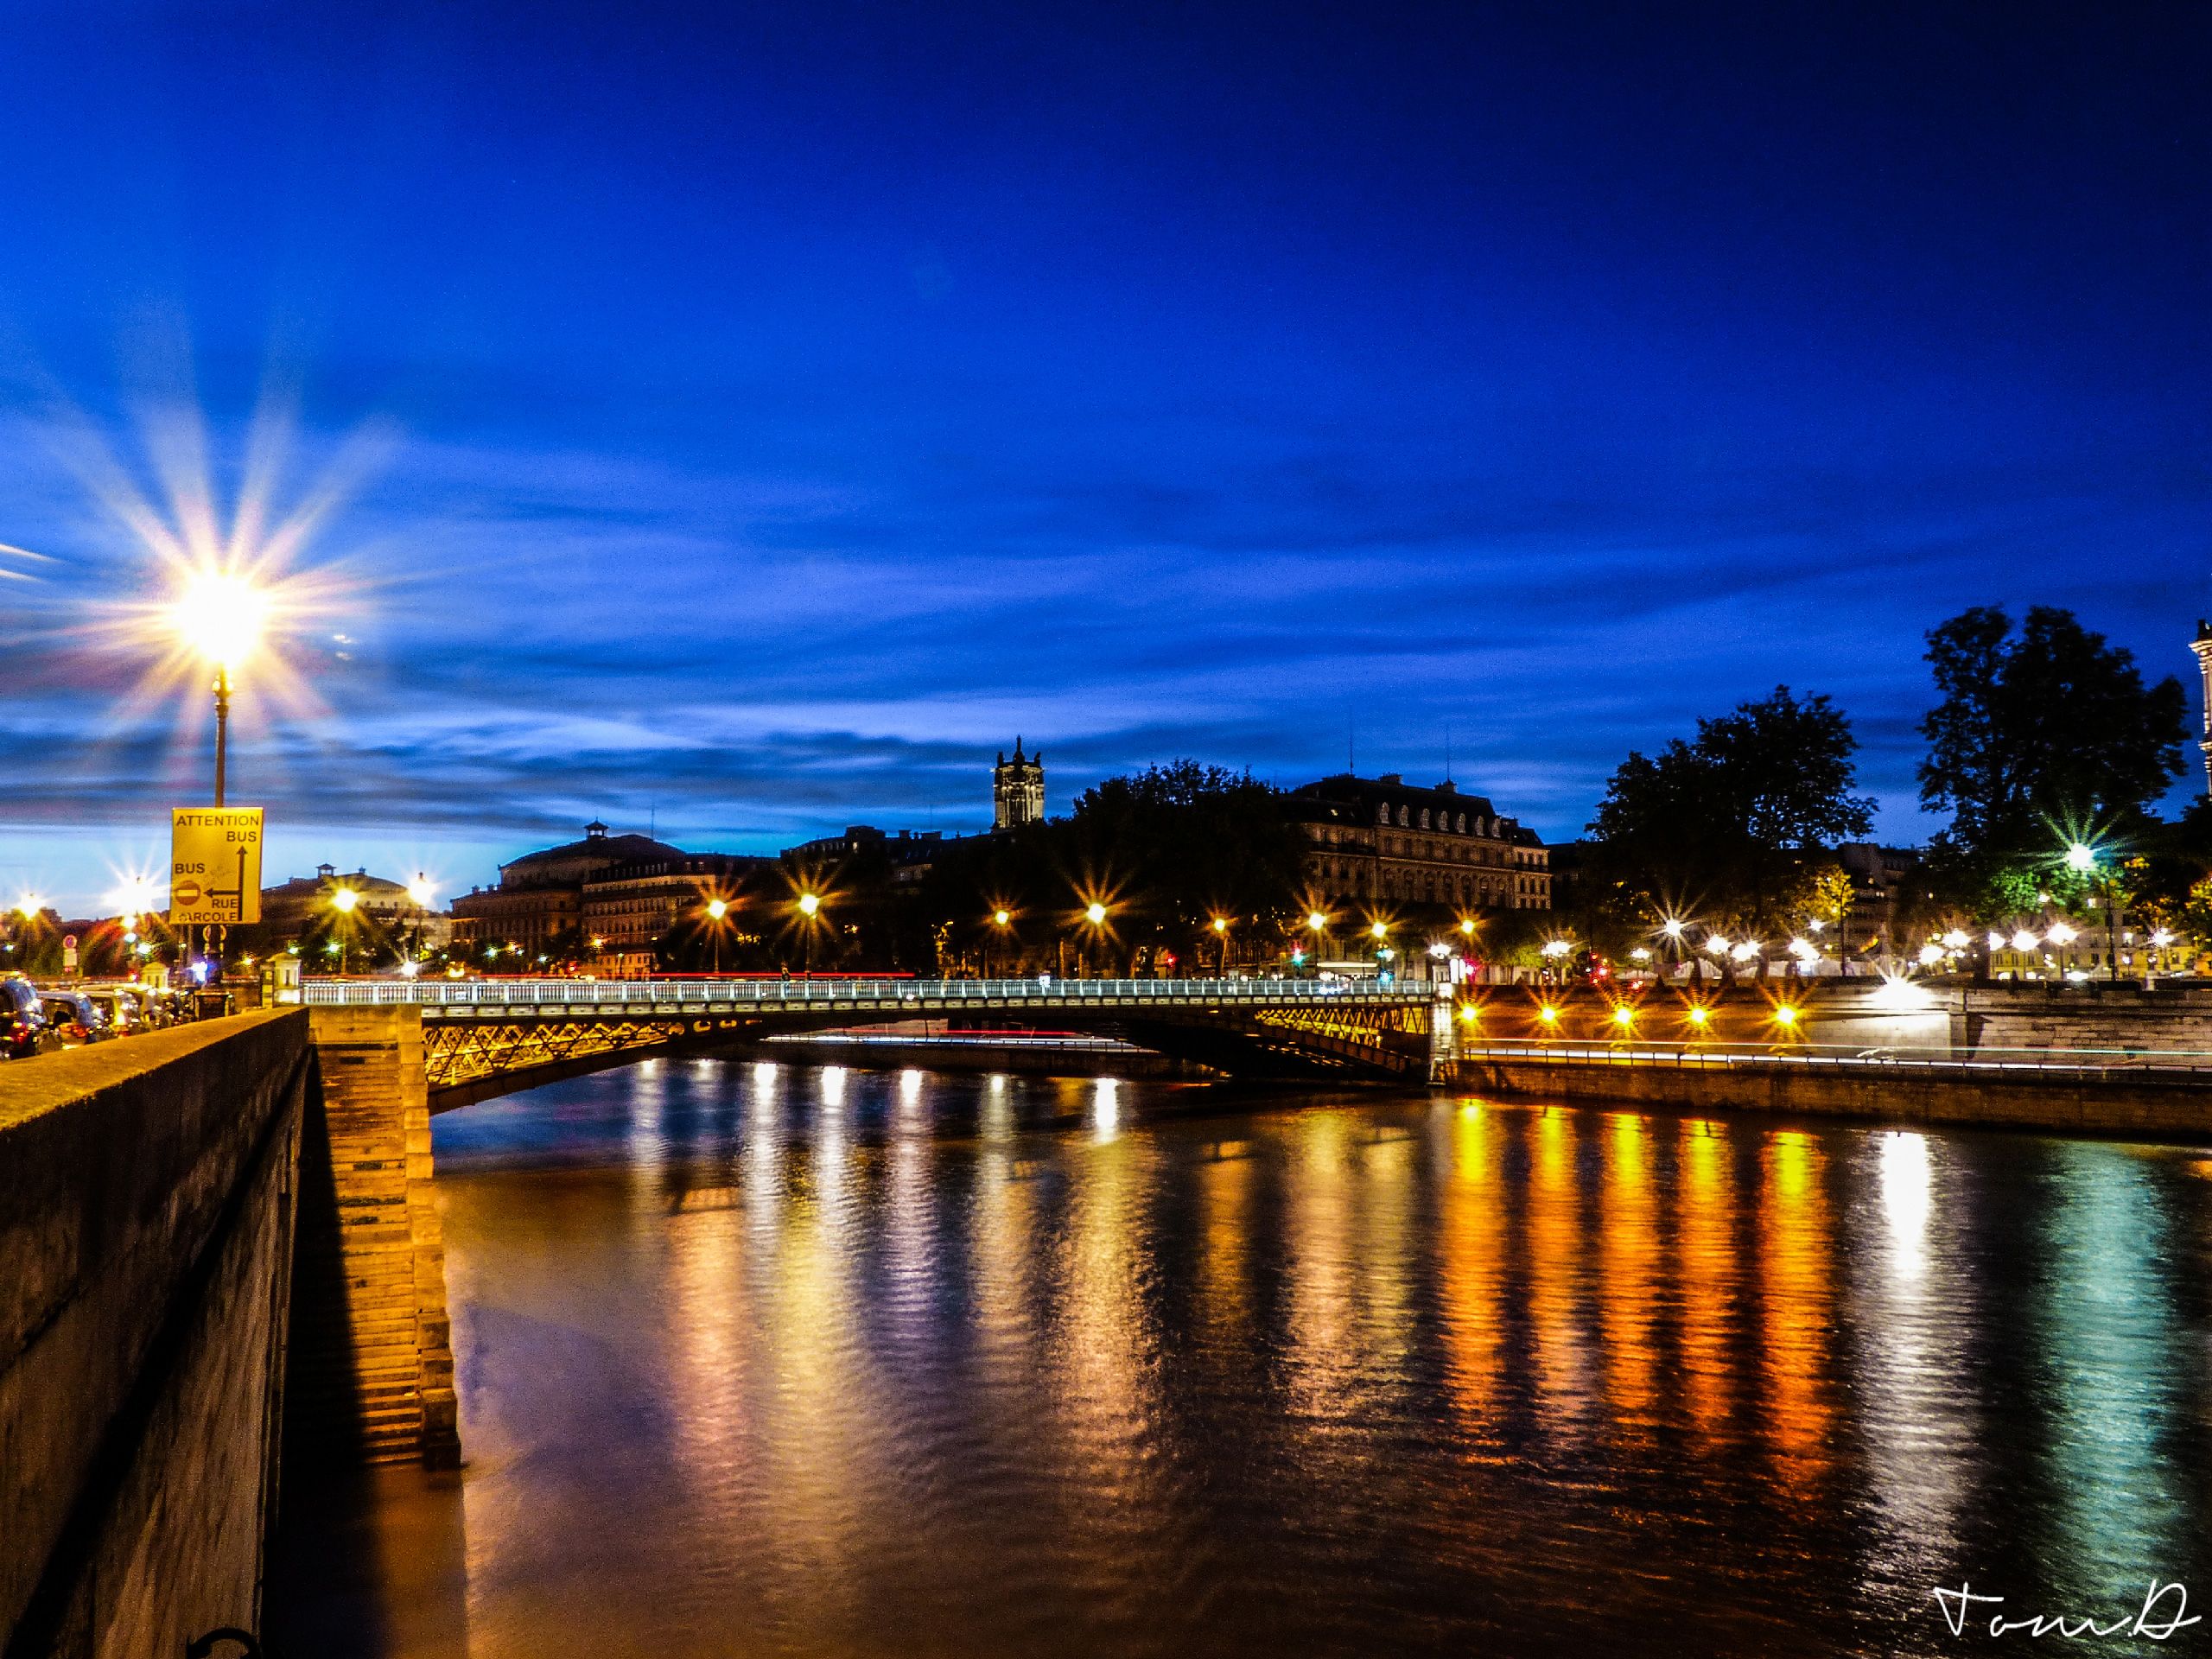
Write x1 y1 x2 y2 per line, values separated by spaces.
1456 1039 2212 1081
302 975 1434 1009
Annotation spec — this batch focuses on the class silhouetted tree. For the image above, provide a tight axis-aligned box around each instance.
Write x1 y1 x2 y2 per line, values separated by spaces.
1587 686 1875 947
1920 606 2185 856
921 760 1307 974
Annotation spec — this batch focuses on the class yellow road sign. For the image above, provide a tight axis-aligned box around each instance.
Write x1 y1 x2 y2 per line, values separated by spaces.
170 807 264 925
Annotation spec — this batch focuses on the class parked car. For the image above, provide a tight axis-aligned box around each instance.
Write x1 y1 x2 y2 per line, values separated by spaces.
3 975 55 1058
83 987 151 1035
36 989 114 1047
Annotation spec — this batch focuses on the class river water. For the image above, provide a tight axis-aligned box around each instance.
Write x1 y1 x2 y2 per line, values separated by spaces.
267 1060 2212 1656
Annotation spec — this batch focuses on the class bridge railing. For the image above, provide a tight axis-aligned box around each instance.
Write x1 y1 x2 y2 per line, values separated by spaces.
1455 1039 2212 1083
301 975 1440 1008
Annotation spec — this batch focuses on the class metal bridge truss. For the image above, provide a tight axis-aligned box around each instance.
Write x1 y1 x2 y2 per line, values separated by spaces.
316 976 1447 1105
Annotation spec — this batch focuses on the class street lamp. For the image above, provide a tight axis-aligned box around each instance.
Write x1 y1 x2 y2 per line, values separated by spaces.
800 898 827 973
1079 899 1111 976
171 569 268 809
1211 915 1230 976
705 895 729 975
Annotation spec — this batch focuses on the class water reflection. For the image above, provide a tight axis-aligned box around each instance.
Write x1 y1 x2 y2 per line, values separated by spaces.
273 1065 2212 1657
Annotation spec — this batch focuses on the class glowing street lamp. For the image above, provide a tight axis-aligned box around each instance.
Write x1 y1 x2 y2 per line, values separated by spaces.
793 891 823 974
2063 842 2097 875
108 873 162 928
702 895 732 975
406 874 436 909
329 887 359 914
1210 914 1230 975
170 569 269 807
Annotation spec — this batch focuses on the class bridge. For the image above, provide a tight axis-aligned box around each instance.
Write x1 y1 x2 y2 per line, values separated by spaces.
302 974 1453 1106
12 979 2212 1655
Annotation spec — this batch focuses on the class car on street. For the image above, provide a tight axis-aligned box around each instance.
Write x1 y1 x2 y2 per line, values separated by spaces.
84 987 153 1035
36 989 115 1047
3 975 56 1058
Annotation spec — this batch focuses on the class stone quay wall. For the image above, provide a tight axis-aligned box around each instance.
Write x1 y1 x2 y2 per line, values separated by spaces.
1456 979 2212 1058
1442 1052 2212 1141
0 1012 309 1659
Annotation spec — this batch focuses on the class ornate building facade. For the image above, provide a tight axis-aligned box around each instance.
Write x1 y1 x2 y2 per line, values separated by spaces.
993 740 1045 830
450 821 687 954
1289 773 1550 912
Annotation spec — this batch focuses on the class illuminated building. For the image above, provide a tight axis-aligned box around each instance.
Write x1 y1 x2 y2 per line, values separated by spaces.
451 820 684 954
993 739 1045 831
1288 773 1551 911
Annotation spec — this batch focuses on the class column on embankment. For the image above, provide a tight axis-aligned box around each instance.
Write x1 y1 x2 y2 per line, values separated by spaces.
292 1006 458 1467
0 1011 309 1659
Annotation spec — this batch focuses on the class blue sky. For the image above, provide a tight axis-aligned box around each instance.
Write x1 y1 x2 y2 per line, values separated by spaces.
3 1 2209 912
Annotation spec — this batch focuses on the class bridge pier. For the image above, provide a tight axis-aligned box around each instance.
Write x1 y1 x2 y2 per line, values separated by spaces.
293 1007 458 1468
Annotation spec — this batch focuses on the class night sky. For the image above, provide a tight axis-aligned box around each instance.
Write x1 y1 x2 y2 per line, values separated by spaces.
3 2 2208 912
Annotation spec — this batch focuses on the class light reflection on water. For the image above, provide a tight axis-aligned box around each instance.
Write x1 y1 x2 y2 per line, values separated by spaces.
274 1063 2212 1656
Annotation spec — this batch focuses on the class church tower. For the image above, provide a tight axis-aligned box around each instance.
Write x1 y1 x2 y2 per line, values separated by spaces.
993 739 1045 831
2193 621 2212 795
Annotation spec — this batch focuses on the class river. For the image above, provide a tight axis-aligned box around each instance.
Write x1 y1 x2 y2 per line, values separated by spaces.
266 1058 2212 1656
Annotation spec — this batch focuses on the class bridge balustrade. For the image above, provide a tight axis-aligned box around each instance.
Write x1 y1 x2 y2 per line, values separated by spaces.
302 976 1440 1008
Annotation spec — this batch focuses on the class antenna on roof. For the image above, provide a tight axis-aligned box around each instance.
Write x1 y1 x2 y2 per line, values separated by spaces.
1445 721 1452 784
1347 716 1355 775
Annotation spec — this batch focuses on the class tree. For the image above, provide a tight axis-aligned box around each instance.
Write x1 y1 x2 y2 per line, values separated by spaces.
919 760 1308 974
1918 606 2186 867
1586 687 1875 946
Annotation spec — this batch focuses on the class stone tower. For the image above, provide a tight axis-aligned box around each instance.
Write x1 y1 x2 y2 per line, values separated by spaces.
993 739 1045 831
2194 621 2212 795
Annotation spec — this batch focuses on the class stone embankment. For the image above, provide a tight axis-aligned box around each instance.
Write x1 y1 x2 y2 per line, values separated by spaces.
1 1013 308 1659
1442 980 2212 1139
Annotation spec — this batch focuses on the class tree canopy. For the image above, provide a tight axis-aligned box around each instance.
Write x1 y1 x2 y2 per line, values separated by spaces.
919 760 1308 973
1586 686 1873 937
1917 605 2186 874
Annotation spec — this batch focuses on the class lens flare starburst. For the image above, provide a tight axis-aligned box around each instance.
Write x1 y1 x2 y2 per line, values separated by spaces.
60 395 382 768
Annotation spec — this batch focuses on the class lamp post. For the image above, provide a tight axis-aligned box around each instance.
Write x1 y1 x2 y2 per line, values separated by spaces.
705 896 728 976
1306 910 1329 976
796 891 822 975
327 884 359 976
988 907 1012 978
1211 915 1230 976
1082 900 1109 977
406 874 435 964
170 569 267 981
2064 842 2118 982
172 570 267 810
